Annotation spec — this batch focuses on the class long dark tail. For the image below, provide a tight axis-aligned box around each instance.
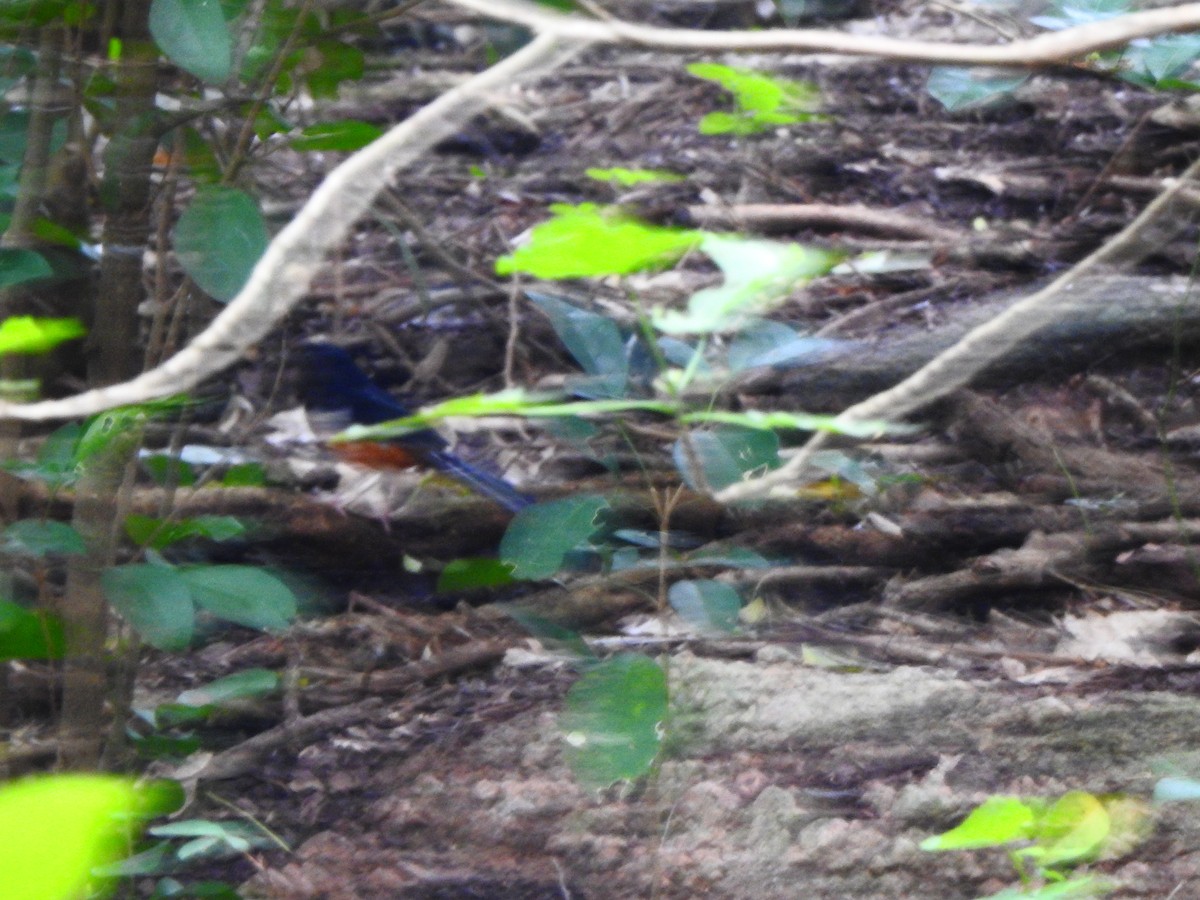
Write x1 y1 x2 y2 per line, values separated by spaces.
426 450 533 513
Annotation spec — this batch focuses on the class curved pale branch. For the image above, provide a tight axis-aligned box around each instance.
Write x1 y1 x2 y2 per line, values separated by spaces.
452 0 1200 65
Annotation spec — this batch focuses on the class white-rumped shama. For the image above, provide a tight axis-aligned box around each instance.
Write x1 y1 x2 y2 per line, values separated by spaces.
296 342 531 513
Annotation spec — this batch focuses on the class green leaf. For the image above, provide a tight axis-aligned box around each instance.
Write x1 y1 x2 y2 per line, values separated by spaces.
561 654 668 788
2 519 86 556
984 876 1114 898
585 167 685 186
687 546 772 568
176 668 279 707
0 314 85 353
1028 791 1110 869
0 249 53 289
93 841 175 878
436 557 517 593
289 120 383 152
926 67 1030 112
0 775 160 900
5 421 83 486
673 426 780 491
299 41 365 98
149 0 232 83
1030 0 1129 30
501 607 595 660
141 452 197 487
688 62 822 134
528 291 628 397
682 408 907 439
219 462 265 486
1124 34 1200 84
336 390 678 441
0 600 64 660
495 204 701 278
178 564 296 631
653 235 841 334
501 495 609 579
124 514 246 550
726 319 844 371
103 563 195 651
668 579 741 633
921 796 1037 851
74 407 146 466
175 186 268 301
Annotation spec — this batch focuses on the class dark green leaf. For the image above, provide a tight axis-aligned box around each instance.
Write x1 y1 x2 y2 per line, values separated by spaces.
219 462 265 486
175 186 268 301
140 453 197 487
130 731 202 760
0 600 64 660
2 519 86 556
926 67 1030 112
103 563 194 651
501 607 595 660
668 579 741 633
124 514 246 550
436 557 517 593
0 250 53 289
528 291 628 397
178 565 296 630
149 0 232 83
289 120 382 152
500 495 609 579
301 41 365 98
561 654 667 788
673 427 780 491
727 319 844 371
176 668 279 707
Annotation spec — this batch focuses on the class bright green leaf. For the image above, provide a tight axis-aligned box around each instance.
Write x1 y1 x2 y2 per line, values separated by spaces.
149 0 232 83
0 314 85 353
501 495 609 579
653 235 841 334
682 408 907 439
0 774 163 900
1029 791 1110 869
562 654 668 789
103 563 195 650
496 204 701 278
921 795 1037 851
585 167 685 186
175 186 268 301
178 564 296 631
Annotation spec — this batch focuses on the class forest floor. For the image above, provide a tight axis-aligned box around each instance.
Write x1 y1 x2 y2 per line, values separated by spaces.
119 0 1200 897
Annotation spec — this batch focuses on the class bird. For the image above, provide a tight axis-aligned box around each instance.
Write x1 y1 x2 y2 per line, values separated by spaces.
294 342 532 513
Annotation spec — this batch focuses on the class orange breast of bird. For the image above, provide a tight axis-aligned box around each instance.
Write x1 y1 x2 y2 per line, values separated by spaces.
330 440 424 471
